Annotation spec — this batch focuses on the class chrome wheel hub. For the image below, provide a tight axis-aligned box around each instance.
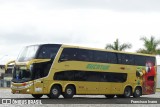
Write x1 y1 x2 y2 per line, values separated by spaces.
52 88 58 95
67 89 72 95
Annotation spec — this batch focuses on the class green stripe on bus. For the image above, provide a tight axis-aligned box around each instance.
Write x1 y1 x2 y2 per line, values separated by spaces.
86 64 110 70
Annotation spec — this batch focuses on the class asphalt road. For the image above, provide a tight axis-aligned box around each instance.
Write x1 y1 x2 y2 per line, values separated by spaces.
0 88 160 106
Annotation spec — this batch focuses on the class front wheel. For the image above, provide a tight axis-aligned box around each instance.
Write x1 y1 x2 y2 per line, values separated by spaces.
32 94 43 99
62 85 75 99
133 87 142 98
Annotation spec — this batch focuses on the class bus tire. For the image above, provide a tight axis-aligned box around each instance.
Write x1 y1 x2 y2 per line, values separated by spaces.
63 85 75 99
105 95 115 99
133 87 142 98
32 94 43 99
123 87 132 98
48 85 61 99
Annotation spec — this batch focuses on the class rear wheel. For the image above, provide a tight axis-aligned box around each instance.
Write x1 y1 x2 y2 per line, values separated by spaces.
63 85 75 99
133 87 142 98
48 85 61 99
105 95 115 99
123 87 132 98
32 94 43 99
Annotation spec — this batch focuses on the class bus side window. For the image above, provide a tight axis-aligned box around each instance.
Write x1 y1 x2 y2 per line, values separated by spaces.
59 48 77 61
118 54 134 65
93 51 107 63
76 49 93 62
37 46 60 59
134 55 146 66
54 72 64 80
107 52 117 64
146 57 155 66
74 71 87 81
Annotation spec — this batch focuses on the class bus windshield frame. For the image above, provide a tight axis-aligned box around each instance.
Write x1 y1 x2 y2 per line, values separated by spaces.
12 44 61 83
17 45 39 62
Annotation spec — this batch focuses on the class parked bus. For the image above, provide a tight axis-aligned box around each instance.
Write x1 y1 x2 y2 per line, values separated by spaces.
6 44 156 99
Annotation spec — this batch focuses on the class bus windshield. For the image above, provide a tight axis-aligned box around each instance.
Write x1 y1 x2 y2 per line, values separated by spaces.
17 45 39 62
12 68 32 83
13 44 61 82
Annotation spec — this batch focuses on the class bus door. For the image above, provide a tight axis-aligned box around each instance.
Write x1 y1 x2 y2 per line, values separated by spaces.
33 78 44 94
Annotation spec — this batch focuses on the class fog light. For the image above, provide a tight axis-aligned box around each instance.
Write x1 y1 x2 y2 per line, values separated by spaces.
27 89 30 92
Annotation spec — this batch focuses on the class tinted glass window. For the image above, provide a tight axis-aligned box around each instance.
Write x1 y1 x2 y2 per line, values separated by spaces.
146 56 155 66
37 46 60 59
54 70 127 83
54 71 74 81
54 72 64 80
59 48 93 62
93 51 107 63
118 54 134 65
33 61 52 79
76 49 93 62
107 52 117 64
59 48 77 61
74 71 87 81
86 72 102 81
134 55 146 66
59 48 155 66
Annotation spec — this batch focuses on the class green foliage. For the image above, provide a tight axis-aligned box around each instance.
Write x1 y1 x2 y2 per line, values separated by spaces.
105 39 132 51
137 36 160 55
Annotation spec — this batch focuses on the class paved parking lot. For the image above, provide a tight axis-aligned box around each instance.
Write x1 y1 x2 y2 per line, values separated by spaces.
0 88 160 107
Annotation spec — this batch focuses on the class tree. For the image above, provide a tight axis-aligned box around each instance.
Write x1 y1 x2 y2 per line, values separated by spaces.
137 36 160 55
105 39 132 51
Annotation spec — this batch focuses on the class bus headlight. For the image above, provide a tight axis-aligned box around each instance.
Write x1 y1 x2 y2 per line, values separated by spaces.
26 89 30 92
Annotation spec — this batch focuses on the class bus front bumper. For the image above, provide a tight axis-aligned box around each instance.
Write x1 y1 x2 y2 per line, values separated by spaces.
11 83 34 94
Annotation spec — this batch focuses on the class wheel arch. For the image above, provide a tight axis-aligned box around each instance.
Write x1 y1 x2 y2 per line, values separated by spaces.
64 84 76 94
124 85 133 94
49 83 63 93
134 86 142 95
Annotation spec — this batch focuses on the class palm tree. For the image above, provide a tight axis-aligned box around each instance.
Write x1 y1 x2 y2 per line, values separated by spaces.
105 39 132 51
137 36 160 55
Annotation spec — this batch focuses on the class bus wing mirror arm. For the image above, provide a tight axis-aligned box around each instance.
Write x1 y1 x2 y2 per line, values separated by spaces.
5 60 15 71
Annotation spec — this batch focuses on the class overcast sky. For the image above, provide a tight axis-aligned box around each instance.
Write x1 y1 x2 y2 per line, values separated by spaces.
1 0 160 64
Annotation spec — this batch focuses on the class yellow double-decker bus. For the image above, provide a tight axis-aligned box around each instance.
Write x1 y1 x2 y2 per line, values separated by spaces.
6 44 156 99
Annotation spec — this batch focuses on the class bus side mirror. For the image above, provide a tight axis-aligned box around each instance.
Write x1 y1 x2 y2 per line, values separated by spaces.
5 60 15 71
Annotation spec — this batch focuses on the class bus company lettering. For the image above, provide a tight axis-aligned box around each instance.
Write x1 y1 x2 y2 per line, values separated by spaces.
86 64 110 70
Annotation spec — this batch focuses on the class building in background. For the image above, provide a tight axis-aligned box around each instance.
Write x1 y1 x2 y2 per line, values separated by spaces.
0 65 12 87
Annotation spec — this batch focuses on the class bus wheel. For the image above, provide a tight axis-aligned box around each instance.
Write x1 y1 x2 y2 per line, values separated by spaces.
133 87 142 98
48 85 61 99
123 87 132 98
105 95 115 99
63 85 75 99
32 94 43 99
